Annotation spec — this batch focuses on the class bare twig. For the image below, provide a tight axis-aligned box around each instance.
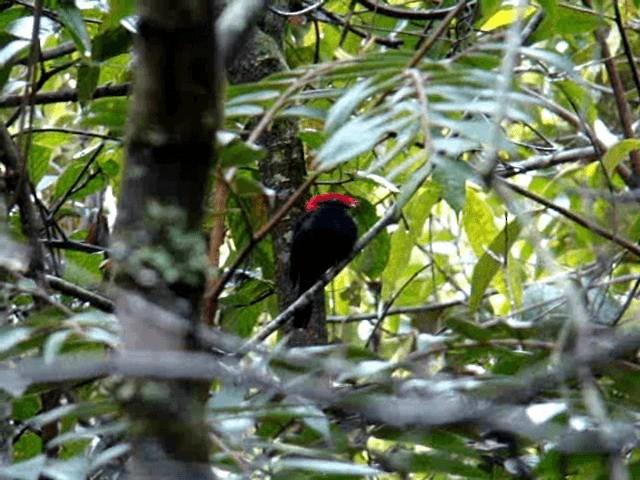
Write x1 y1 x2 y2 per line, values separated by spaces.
312 7 404 48
15 41 76 66
499 178 640 258
0 83 130 108
16 128 121 142
203 169 231 325
355 0 455 20
408 0 468 68
44 274 114 312
613 1 640 102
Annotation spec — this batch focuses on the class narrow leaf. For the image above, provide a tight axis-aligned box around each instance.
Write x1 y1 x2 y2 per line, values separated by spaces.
469 220 522 311
325 79 375 135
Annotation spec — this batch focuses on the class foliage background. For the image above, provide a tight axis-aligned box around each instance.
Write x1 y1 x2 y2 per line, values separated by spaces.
0 0 639 478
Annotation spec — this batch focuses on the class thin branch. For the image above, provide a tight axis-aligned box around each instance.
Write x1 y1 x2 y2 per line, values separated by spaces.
355 0 456 20
41 238 108 254
496 146 599 177
0 83 130 108
499 178 640 258
203 169 230 325
327 289 499 323
44 274 114 312
612 1 640 102
47 144 104 221
269 0 326 17
0 124 45 277
17 127 121 142
520 87 601 144
312 7 403 48
408 0 468 68
15 41 76 66
365 264 430 348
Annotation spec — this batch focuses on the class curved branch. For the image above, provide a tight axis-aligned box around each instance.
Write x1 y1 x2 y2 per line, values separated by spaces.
311 7 404 48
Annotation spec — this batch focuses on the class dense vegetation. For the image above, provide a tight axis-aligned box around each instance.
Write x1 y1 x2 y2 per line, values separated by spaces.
0 0 639 478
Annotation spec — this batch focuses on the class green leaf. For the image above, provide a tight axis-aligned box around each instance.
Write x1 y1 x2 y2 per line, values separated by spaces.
469 219 522 312
53 0 91 55
535 2 599 41
382 228 413 297
462 187 498 256
385 449 488 477
103 0 135 29
226 89 281 106
63 250 103 285
80 98 129 135
54 159 100 201
325 79 375 134
432 157 476 213
219 139 265 168
43 329 73 364
298 130 325 149
0 455 46 480
232 172 266 196
28 143 52 186
12 395 41 421
13 432 43 461
77 63 100 103
0 33 30 68
97 156 120 177
603 139 640 177
225 104 264 118
318 112 409 170
279 105 327 121
447 316 492 341
354 198 390 279
406 181 442 234
92 26 131 62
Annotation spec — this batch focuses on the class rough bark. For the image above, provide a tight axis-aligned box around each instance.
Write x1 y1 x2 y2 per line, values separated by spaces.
112 1 220 478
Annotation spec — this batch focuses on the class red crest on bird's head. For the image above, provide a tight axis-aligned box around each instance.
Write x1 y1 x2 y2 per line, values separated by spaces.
305 193 359 211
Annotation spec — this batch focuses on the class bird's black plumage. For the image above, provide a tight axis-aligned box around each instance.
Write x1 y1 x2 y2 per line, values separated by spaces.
289 194 358 328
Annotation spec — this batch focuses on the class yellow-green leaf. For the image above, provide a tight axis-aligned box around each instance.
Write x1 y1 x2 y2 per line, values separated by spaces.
469 220 522 312
603 139 640 177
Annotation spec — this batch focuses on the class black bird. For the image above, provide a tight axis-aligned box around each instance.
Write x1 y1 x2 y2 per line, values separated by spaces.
289 193 358 328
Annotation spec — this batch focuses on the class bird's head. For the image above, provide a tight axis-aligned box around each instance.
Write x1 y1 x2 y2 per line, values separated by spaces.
305 193 359 212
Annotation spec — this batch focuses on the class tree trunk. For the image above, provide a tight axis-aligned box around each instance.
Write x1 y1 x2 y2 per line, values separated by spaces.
226 6 328 346
112 1 220 478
